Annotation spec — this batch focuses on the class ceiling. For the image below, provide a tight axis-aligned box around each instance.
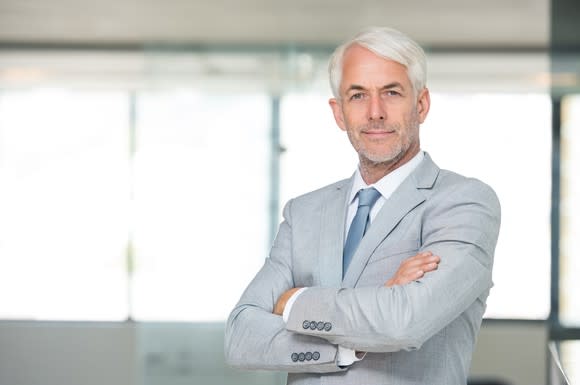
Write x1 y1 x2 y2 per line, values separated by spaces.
0 0 549 48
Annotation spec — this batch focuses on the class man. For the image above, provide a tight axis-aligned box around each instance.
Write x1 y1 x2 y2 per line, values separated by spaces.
225 26 501 385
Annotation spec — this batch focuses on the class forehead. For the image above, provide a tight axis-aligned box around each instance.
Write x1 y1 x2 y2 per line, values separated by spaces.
340 44 411 91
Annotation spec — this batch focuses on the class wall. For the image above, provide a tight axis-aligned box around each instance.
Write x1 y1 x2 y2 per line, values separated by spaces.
471 321 548 385
0 320 546 385
0 322 137 385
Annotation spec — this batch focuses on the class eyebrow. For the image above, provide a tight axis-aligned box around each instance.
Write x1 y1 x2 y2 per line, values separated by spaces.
382 82 405 91
345 82 406 93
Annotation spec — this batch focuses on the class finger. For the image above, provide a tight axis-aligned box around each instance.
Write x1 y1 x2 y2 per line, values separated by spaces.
397 268 425 281
401 252 433 265
419 261 439 272
399 251 430 265
410 255 440 268
400 256 438 271
410 251 432 260
405 252 437 264
399 269 425 285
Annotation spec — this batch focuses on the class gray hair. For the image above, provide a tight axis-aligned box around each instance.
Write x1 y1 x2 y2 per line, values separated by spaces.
329 27 427 98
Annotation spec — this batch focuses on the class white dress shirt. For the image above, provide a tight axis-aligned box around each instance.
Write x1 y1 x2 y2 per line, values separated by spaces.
283 151 425 366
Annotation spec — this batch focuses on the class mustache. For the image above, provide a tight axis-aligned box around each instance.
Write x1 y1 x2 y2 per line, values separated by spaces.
359 121 400 131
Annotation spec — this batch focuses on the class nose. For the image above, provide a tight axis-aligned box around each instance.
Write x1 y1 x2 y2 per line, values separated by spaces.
368 95 385 121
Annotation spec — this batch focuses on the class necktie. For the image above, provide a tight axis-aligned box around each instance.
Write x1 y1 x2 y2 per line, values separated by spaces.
343 187 381 277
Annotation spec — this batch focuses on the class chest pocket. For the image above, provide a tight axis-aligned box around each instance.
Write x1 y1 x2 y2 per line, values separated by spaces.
357 240 420 286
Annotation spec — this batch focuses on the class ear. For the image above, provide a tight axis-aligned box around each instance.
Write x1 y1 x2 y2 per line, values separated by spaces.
329 98 347 131
416 88 431 123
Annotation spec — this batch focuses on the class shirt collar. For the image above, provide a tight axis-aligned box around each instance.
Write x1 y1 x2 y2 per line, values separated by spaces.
349 151 425 204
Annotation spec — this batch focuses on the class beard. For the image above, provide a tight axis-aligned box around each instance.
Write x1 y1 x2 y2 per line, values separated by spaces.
347 114 420 167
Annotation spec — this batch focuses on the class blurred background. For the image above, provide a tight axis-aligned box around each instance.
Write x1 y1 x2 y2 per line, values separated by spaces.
0 0 579 384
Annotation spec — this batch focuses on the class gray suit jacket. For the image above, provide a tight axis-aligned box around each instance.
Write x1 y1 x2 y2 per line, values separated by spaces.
225 153 501 385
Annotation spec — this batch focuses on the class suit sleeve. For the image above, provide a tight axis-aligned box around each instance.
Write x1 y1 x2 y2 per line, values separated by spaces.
285 179 501 353
224 199 345 373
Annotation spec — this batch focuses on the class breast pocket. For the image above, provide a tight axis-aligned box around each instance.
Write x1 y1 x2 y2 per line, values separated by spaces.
357 240 420 286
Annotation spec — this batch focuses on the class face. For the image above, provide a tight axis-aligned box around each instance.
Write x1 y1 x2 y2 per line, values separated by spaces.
329 44 430 172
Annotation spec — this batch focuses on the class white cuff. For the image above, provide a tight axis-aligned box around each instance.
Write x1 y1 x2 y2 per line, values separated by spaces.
337 346 365 366
282 287 307 323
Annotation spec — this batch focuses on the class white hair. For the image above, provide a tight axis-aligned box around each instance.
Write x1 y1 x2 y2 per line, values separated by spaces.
329 27 427 98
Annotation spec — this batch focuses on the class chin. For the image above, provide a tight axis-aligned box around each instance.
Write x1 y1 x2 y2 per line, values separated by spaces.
361 147 403 164
362 153 400 165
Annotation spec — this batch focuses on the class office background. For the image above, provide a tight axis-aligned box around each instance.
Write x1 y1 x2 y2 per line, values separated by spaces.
0 0 579 384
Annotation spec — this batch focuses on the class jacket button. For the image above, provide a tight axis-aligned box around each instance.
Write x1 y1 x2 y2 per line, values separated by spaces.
302 321 310 329
298 353 305 362
291 353 299 362
309 321 317 330
316 321 324 330
312 351 320 361
324 322 332 332
305 352 313 361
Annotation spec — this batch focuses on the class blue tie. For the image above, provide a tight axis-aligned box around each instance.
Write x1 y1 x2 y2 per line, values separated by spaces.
343 187 381 277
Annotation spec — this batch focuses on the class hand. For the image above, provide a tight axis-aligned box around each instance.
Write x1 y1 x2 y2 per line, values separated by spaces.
273 287 303 316
385 251 440 287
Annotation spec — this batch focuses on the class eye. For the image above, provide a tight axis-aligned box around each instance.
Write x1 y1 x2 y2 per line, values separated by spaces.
349 92 365 101
384 90 401 97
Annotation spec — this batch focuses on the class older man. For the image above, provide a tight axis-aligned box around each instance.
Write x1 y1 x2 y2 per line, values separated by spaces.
225 27 501 385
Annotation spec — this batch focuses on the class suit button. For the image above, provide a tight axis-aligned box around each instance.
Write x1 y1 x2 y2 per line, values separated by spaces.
317 321 324 330
302 321 310 329
312 351 320 361
324 322 332 332
309 321 317 330
305 352 313 361
298 353 305 362
291 353 299 362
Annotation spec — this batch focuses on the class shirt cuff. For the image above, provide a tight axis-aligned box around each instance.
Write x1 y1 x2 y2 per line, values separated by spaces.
282 287 308 323
337 346 366 367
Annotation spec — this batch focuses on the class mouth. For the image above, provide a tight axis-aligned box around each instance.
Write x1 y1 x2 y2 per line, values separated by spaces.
362 130 396 139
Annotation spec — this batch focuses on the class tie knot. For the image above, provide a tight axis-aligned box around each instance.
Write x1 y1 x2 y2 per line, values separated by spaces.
357 187 381 208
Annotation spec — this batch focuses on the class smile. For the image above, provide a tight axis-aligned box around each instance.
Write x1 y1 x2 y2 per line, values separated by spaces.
362 130 396 138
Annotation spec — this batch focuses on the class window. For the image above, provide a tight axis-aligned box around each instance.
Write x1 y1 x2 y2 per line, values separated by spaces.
560 94 580 326
0 50 551 321
131 90 270 321
422 93 551 319
0 89 130 320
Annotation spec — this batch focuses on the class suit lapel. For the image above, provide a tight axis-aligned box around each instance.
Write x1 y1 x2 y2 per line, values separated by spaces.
317 177 352 288
342 153 440 287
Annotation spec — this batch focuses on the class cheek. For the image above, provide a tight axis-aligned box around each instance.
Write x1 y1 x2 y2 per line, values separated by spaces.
343 105 367 123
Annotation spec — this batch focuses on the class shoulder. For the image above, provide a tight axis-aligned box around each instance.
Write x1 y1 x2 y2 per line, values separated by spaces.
284 178 351 213
294 178 350 201
429 168 501 214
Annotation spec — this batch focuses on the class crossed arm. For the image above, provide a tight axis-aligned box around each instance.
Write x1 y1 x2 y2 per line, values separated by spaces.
273 251 441 316
225 247 442 372
225 180 500 371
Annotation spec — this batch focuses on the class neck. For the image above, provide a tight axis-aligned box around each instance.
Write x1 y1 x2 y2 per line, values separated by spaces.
359 147 420 185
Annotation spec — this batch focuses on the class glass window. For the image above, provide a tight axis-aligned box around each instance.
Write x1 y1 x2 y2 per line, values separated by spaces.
0 50 551 322
560 94 580 326
130 90 271 321
0 89 130 320
422 93 552 319
280 90 357 205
